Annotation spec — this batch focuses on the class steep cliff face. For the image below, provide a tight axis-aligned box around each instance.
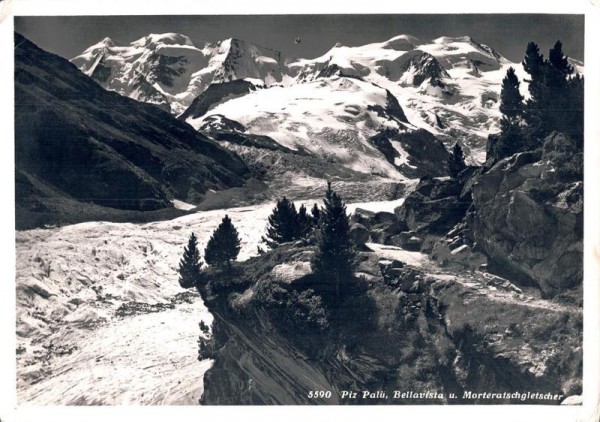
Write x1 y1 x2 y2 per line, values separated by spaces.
15 33 250 229
197 244 582 405
470 132 583 297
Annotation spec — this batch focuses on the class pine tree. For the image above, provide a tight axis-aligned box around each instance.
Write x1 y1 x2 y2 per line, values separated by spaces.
548 40 573 81
566 73 584 145
311 203 321 227
297 204 313 238
204 215 241 268
178 232 202 289
499 67 524 120
311 182 354 304
448 142 467 178
522 42 548 134
547 41 574 136
491 66 527 160
523 42 545 81
523 40 578 139
262 197 300 248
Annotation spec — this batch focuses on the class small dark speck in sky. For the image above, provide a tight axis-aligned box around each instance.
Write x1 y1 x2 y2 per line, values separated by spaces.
15 14 584 63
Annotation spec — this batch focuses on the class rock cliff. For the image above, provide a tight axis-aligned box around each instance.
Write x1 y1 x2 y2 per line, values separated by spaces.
387 132 582 299
197 244 582 405
470 132 583 297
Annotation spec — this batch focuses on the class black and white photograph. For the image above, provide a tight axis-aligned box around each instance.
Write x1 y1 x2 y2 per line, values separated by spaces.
2 1 600 420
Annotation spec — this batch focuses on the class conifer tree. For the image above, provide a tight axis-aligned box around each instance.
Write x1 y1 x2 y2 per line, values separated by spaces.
311 203 321 227
499 67 524 120
448 142 467 178
566 73 584 145
492 66 527 159
297 204 313 238
311 182 354 304
262 197 299 248
178 232 202 289
548 40 573 81
547 41 574 136
522 42 547 133
522 40 579 139
204 215 241 268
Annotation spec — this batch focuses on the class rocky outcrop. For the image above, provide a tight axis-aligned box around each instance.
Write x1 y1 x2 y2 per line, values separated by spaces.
470 133 583 296
198 244 582 405
369 129 451 179
394 176 469 234
385 50 450 87
350 208 409 245
178 79 258 121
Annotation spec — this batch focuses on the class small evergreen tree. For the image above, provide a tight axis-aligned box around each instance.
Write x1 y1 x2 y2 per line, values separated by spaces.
566 73 584 145
204 215 241 268
492 66 527 160
547 40 575 136
311 182 354 304
522 41 547 134
311 203 321 227
178 232 202 289
448 142 467 178
499 67 524 120
548 40 573 82
297 204 313 238
262 197 299 248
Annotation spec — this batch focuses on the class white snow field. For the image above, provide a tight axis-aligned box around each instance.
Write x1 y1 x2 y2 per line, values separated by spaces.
16 204 275 405
16 198 405 405
186 76 416 179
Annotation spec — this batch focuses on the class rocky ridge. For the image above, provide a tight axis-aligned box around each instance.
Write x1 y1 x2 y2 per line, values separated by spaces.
197 242 582 405
15 33 250 229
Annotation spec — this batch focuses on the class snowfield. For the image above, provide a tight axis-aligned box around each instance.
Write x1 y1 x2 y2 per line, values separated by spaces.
280 35 532 165
16 198 406 405
16 205 274 405
186 76 415 179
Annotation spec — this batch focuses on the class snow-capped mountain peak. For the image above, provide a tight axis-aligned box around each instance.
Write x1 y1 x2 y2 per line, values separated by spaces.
71 32 287 115
72 33 583 164
131 33 195 49
80 36 117 53
380 34 421 50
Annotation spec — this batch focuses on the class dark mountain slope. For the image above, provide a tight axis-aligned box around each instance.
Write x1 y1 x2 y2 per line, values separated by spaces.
178 79 257 122
15 33 249 229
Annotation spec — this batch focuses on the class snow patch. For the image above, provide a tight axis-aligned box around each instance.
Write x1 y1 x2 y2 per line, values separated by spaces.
172 199 196 211
366 243 430 268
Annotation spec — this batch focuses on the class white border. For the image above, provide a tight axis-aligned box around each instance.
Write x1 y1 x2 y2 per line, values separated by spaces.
1 1 598 421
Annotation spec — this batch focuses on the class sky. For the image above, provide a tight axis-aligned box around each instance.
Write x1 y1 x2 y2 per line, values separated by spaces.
15 14 584 63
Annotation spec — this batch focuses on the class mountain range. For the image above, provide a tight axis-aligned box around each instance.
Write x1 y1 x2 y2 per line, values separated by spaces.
15 32 584 229
70 32 583 165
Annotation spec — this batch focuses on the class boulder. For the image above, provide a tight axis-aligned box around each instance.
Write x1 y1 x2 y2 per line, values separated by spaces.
394 176 469 235
271 261 312 284
396 195 469 235
390 231 423 251
378 259 405 278
349 223 370 246
430 241 487 271
376 220 410 244
374 211 396 225
350 208 377 228
470 133 583 296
